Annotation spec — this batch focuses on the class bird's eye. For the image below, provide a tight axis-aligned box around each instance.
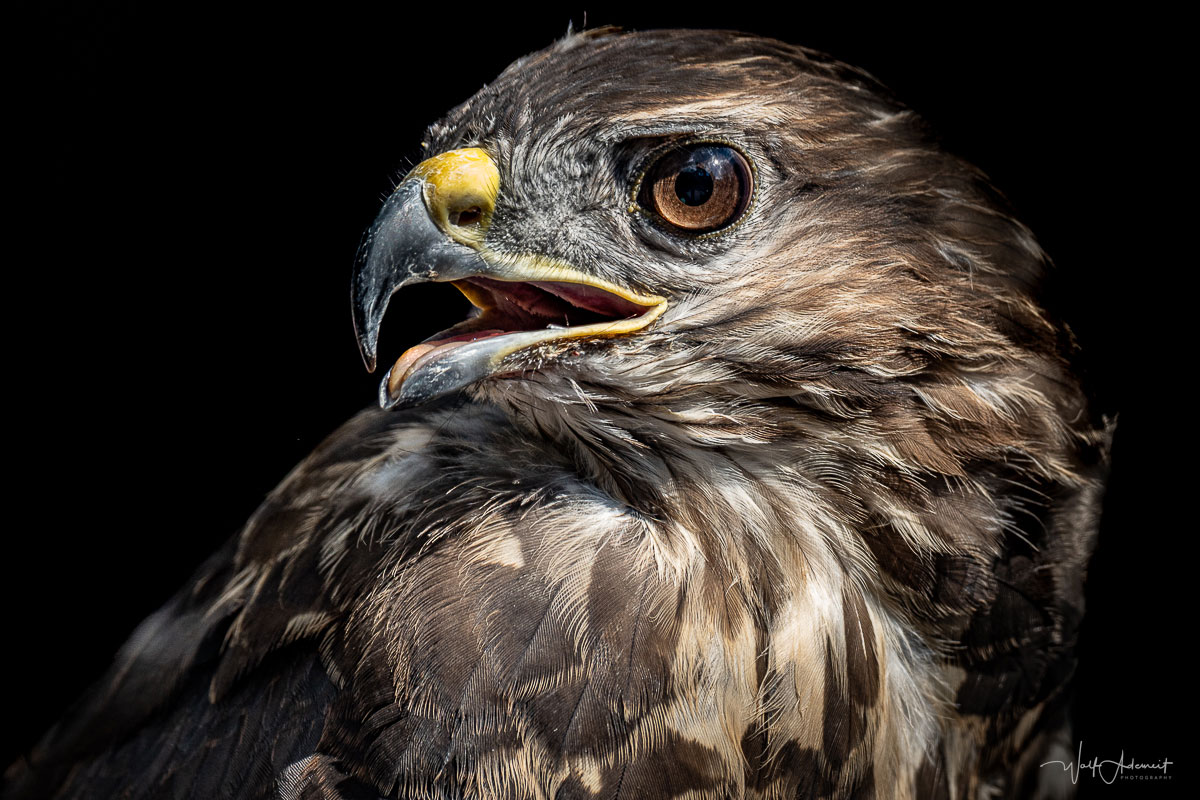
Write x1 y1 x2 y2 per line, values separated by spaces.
638 144 753 234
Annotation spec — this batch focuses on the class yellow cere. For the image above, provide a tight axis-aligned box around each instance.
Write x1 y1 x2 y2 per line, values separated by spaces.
409 148 500 247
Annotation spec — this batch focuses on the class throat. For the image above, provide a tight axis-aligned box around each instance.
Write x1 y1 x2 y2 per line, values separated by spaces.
483 371 787 510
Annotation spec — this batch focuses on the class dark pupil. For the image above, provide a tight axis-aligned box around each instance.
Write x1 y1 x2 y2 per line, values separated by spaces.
675 165 714 206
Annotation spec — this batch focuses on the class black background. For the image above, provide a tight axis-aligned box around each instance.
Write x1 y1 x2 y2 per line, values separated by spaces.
9 3 1188 796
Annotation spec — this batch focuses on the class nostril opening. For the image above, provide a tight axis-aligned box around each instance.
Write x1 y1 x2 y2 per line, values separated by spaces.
449 206 483 227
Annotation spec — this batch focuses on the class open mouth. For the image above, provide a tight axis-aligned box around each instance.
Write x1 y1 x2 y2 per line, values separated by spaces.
353 148 671 409
384 276 667 398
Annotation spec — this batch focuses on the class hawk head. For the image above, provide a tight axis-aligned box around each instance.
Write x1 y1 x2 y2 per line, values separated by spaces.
353 27 1103 505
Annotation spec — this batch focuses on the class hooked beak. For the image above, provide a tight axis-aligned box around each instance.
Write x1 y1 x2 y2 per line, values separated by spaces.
352 148 498 373
352 147 667 410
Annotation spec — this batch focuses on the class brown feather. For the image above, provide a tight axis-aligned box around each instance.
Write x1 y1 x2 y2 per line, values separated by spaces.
6 29 1110 800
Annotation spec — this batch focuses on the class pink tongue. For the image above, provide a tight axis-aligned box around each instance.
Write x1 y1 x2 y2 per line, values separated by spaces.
529 281 644 318
386 330 505 396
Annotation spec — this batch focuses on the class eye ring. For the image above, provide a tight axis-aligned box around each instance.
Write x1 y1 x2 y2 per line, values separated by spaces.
634 142 754 236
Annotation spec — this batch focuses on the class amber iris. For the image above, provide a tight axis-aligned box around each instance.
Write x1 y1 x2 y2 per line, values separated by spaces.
639 144 752 233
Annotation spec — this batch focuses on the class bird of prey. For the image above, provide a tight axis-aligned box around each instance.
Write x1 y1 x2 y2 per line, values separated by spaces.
6 27 1111 800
